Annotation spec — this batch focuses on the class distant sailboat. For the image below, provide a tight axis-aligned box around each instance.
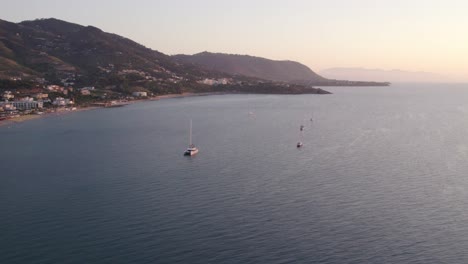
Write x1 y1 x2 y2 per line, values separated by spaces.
184 119 199 156
297 125 304 148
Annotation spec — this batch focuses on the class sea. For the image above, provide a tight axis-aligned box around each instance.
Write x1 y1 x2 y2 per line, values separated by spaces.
2 83 468 263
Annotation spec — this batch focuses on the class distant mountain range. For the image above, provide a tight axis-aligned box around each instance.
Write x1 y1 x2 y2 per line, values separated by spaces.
320 67 448 83
174 52 389 86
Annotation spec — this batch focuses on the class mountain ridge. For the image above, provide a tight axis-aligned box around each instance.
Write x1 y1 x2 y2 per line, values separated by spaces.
173 52 389 86
1 17 393 98
173 51 327 83
3 18 321 96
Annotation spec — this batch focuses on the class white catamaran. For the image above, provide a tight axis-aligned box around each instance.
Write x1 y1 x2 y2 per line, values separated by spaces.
184 119 199 156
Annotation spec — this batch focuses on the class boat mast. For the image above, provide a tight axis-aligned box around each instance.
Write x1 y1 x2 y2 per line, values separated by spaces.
189 119 192 146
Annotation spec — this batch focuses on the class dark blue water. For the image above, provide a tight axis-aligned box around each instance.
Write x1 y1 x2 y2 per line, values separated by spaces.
2 84 468 263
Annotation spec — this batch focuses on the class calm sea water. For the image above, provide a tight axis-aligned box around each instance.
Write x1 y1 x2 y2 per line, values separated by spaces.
2 83 468 263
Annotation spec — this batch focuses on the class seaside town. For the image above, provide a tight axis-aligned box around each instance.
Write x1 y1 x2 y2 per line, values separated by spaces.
0 75 235 122
0 78 144 122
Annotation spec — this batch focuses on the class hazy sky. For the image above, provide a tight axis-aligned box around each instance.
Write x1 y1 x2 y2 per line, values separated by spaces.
1 0 468 81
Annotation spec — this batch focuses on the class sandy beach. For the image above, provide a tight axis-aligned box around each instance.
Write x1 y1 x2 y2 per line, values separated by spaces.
0 115 40 127
0 106 100 127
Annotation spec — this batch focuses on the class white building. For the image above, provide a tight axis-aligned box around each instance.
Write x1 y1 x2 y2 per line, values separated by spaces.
0 101 16 111
199 78 216 86
34 93 49 99
46 85 64 92
80 89 91 95
132 91 148 97
218 78 229 85
2 91 14 100
198 78 230 86
53 97 74 106
11 99 43 110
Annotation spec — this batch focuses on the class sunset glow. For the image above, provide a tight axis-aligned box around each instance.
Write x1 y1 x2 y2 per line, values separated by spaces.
2 0 468 81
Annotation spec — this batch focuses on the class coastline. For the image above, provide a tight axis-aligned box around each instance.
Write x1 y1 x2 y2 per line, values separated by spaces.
0 92 225 127
0 90 322 127
0 106 100 127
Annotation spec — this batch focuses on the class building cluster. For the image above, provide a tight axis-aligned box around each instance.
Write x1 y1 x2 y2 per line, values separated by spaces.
1 94 44 110
52 97 74 106
35 93 49 100
1 92 46 118
46 85 74 95
198 78 230 86
79 87 94 95
0 69 194 120
1 83 99 114
132 91 148 97
0 86 76 118
2 91 14 100
46 85 64 92
11 98 44 110
44 84 96 96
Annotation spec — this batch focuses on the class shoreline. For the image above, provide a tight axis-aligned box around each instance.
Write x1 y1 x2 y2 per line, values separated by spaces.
0 90 322 127
0 106 100 127
0 92 225 127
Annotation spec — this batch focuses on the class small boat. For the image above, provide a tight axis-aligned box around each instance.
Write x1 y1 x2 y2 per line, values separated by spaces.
184 119 199 156
185 144 199 156
297 123 304 148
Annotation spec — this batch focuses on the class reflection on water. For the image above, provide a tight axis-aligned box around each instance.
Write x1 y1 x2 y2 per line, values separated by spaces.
1 83 468 263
